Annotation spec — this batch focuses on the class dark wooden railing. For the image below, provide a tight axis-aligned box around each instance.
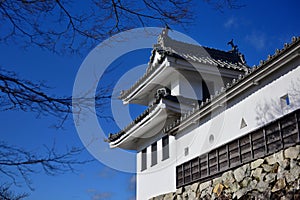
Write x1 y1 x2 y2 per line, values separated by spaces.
176 108 300 188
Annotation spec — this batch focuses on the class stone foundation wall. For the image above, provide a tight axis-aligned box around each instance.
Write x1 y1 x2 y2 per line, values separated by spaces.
149 145 300 200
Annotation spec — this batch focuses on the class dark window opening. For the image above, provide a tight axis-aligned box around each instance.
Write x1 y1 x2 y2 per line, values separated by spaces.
151 142 157 166
162 136 169 160
184 147 189 156
240 118 248 129
281 94 290 106
202 80 214 101
141 148 147 171
281 94 291 113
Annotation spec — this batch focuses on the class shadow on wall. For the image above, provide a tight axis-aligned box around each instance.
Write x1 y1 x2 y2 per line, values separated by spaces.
255 78 300 126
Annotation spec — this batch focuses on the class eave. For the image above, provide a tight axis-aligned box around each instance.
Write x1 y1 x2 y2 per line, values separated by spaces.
120 53 247 106
109 101 167 150
108 97 185 150
119 42 250 105
120 57 171 105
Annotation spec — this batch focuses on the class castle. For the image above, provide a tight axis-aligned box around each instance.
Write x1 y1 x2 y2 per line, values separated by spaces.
107 28 300 199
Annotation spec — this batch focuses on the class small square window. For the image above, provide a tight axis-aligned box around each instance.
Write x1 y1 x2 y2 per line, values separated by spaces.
184 147 189 156
240 118 247 129
280 94 290 110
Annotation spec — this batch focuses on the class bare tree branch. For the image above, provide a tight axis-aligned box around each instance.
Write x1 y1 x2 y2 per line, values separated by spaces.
0 184 28 200
0 68 112 127
0 0 243 54
0 142 93 191
0 0 192 53
203 0 245 11
0 1 243 198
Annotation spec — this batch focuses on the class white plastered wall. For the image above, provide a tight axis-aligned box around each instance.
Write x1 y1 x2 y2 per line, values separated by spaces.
137 136 176 200
137 64 300 200
176 65 300 164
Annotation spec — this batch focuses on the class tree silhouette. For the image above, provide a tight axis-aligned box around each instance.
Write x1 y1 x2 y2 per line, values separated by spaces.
0 184 28 200
0 0 242 198
0 0 242 53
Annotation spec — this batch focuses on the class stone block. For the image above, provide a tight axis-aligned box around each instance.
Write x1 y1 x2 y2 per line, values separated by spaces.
182 192 188 200
278 159 290 169
243 164 251 176
199 180 211 191
285 171 296 183
191 182 199 192
187 191 196 199
234 188 247 199
265 173 276 183
260 173 266 181
222 170 235 187
200 187 212 199
184 185 190 193
200 191 206 198
284 146 299 159
175 195 182 200
212 177 222 186
252 167 263 180
229 182 240 193
241 177 251 188
261 163 278 172
154 194 164 200
210 193 217 200
277 166 287 179
176 187 183 195
264 151 284 165
234 166 246 182
290 158 298 168
274 151 285 162
290 164 300 179
206 186 213 194
251 159 264 169
265 154 277 165
249 179 258 190
213 183 224 197
163 193 174 200
257 181 269 192
271 178 286 192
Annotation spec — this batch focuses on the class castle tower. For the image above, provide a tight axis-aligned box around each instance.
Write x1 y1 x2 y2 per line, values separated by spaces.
107 28 253 199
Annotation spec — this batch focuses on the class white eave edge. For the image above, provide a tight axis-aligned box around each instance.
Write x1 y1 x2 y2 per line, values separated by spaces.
109 101 167 148
121 58 170 105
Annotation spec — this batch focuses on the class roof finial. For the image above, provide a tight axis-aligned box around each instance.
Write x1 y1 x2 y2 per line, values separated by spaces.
227 39 247 64
157 25 171 47
162 24 170 36
227 39 238 52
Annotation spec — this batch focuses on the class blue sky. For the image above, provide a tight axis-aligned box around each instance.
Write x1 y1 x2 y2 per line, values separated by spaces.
0 1 300 200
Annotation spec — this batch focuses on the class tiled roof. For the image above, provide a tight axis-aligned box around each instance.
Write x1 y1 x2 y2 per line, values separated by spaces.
163 36 300 134
120 29 249 100
106 95 160 143
110 30 300 145
153 31 248 71
106 93 199 143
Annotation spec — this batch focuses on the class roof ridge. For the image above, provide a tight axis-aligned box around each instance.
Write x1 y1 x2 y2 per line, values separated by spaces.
157 27 231 53
161 35 232 54
157 28 247 65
